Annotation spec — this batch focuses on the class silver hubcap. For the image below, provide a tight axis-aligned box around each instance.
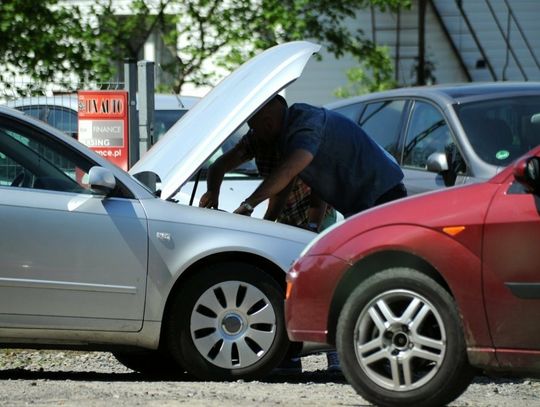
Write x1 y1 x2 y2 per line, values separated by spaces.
190 280 277 369
354 289 446 391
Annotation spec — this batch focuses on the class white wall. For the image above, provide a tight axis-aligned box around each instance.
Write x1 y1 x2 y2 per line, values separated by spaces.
286 1 468 106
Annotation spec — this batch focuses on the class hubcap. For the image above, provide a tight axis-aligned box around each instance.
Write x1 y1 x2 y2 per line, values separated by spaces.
190 280 277 369
222 313 244 335
354 289 446 391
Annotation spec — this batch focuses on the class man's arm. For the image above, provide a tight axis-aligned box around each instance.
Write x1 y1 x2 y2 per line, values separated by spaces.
200 143 250 209
234 149 313 215
263 179 296 221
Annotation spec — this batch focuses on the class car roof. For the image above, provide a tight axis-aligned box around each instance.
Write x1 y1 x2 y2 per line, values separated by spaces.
5 95 79 110
153 94 200 110
326 81 540 109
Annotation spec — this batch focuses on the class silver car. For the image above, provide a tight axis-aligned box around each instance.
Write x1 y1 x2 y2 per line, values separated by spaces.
326 83 540 195
0 41 320 380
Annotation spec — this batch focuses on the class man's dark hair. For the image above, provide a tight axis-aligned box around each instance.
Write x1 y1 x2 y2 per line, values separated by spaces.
252 94 288 121
272 94 288 108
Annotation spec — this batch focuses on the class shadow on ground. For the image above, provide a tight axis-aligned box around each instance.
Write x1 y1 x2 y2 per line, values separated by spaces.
0 368 346 384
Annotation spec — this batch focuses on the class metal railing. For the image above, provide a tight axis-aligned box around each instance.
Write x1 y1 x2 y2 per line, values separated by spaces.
485 0 527 80
430 0 472 82
433 0 539 82
455 0 497 80
502 0 540 72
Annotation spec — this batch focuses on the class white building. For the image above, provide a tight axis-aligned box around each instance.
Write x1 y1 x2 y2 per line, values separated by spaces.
288 0 540 105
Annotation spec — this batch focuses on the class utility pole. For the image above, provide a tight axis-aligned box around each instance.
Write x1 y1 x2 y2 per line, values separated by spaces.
417 0 427 85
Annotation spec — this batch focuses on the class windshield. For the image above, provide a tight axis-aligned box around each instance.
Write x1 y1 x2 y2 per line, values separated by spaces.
456 95 540 166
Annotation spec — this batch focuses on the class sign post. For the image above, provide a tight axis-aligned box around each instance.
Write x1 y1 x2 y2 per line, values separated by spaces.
77 91 129 171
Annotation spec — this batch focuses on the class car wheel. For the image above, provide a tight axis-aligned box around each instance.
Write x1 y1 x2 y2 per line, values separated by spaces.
112 349 185 377
166 262 288 380
336 267 474 407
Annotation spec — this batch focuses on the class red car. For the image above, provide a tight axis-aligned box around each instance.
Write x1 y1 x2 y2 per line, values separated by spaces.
286 147 540 407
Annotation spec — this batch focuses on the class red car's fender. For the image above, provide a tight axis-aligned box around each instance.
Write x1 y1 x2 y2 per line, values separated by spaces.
329 223 492 350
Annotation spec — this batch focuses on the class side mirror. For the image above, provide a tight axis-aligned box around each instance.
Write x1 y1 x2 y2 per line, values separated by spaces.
88 166 116 194
427 152 449 173
514 156 540 193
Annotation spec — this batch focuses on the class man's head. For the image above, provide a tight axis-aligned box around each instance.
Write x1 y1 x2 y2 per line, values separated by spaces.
247 95 288 146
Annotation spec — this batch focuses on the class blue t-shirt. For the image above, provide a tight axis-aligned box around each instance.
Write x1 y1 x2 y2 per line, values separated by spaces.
280 103 404 216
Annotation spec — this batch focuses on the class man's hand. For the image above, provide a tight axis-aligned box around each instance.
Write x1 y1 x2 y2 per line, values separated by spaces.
233 201 254 216
199 191 219 209
242 148 313 209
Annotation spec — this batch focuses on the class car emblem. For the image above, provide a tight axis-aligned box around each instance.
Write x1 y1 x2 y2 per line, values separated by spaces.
156 232 171 241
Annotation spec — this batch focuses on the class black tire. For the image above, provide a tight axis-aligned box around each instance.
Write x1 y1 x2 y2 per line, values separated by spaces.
112 349 185 378
165 262 289 381
336 268 474 407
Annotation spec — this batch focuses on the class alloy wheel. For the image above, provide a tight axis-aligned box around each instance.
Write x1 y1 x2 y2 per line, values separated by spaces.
354 289 446 391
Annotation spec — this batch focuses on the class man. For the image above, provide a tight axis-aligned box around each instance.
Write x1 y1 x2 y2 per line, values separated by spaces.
199 99 339 373
200 95 406 374
227 95 406 219
199 109 336 232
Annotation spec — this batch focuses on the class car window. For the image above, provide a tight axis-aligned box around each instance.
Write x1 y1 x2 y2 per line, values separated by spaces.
154 109 188 141
334 103 364 123
47 107 78 137
456 96 540 166
402 101 453 169
359 100 406 158
0 120 97 193
18 105 78 138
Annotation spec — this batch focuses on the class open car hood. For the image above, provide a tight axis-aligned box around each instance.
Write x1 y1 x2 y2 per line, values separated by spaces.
129 41 320 200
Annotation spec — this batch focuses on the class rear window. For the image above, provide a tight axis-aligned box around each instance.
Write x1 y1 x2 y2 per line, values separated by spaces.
154 109 188 141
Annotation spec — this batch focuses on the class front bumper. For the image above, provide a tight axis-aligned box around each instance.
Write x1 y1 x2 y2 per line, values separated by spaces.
285 254 350 345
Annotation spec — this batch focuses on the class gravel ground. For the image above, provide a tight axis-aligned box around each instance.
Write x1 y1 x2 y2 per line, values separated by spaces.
0 349 540 406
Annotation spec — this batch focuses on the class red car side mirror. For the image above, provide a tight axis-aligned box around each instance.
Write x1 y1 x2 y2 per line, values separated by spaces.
514 156 540 193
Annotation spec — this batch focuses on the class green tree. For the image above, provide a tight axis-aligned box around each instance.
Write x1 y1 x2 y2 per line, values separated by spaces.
0 0 411 94
90 0 411 93
335 45 397 98
0 0 98 94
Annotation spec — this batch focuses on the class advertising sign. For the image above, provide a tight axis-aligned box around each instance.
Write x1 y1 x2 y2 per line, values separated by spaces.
77 91 129 170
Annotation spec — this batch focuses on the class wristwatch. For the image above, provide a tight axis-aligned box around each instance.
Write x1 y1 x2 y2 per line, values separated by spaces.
240 201 255 213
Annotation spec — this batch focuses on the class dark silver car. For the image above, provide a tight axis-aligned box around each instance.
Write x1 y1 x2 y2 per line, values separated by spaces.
326 83 540 195
0 41 320 381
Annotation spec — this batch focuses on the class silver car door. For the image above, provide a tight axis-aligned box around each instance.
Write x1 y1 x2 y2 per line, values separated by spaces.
0 121 147 332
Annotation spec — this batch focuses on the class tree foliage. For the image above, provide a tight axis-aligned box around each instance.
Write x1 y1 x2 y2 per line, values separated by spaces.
0 0 98 93
335 45 397 98
0 0 411 94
